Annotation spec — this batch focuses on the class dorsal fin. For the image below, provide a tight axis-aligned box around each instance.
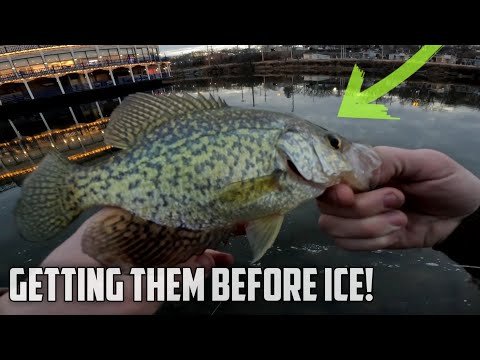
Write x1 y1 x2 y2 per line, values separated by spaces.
104 92 229 149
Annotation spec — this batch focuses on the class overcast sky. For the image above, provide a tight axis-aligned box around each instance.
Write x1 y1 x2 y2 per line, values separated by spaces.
158 45 249 56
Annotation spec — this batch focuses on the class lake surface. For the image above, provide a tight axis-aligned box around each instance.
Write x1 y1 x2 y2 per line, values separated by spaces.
1 74 480 315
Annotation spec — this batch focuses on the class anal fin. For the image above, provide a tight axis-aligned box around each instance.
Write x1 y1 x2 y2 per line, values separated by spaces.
81 207 232 273
246 214 284 263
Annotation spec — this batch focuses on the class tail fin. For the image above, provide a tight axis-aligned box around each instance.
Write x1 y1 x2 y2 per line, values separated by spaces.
14 151 82 242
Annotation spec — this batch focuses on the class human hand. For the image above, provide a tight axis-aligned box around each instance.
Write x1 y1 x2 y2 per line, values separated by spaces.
317 146 480 251
0 207 234 315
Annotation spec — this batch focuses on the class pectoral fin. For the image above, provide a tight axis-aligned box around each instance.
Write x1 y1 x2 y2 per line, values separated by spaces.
246 214 284 263
218 171 283 205
81 207 232 273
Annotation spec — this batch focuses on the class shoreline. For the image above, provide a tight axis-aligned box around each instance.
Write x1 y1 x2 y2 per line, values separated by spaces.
171 59 480 85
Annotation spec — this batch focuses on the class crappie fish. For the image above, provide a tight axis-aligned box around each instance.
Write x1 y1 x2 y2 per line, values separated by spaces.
15 93 381 270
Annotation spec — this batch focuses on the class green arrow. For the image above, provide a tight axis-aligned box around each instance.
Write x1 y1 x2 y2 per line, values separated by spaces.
337 45 443 120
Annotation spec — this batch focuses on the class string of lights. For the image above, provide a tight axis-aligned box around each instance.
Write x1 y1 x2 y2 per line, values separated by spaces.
0 45 85 58
0 144 114 180
0 118 110 148
67 145 113 160
0 166 37 181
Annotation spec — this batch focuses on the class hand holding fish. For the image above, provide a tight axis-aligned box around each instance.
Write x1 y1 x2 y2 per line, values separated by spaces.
317 146 480 250
0 207 234 315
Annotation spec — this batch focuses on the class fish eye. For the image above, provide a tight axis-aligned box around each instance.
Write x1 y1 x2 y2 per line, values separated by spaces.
326 134 341 150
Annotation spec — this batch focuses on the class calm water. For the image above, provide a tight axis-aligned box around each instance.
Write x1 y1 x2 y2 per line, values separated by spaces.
1 74 480 314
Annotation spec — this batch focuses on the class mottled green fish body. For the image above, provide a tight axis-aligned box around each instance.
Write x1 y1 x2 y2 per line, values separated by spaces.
14 93 381 269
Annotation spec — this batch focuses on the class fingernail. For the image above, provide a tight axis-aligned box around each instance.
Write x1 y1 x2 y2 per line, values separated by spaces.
384 193 400 208
386 211 405 227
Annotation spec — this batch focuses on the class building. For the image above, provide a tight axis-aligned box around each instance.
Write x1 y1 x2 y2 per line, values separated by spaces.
388 53 410 61
431 54 457 64
461 57 480 66
0 45 173 184
359 50 380 59
303 53 330 60
0 45 172 105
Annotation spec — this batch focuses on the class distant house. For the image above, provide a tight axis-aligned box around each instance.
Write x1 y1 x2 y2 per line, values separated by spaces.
388 53 410 61
303 53 330 60
460 58 475 66
458 57 480 66
359 50 380 59
432 54 457 64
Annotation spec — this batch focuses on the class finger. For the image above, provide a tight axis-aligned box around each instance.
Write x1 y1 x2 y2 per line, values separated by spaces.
180 250 234 275
317 187 405 219
196 250 233 278
203 249 235 267
374 146 457 185
334 230 405 251
195 252 216 271
318 210 408 239
317 184 355 207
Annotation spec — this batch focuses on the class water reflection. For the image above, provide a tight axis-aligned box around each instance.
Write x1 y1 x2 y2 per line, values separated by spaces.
0 119 110 180
2 74 480 182
165 75 480 176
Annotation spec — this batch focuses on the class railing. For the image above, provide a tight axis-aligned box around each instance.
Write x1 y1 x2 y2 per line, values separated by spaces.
0 45 67 55
0 56 169 83
0 72 170 104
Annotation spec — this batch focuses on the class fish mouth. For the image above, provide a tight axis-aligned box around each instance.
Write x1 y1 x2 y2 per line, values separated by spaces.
287 159 305 179
283 143 382 192
286 158 324 189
